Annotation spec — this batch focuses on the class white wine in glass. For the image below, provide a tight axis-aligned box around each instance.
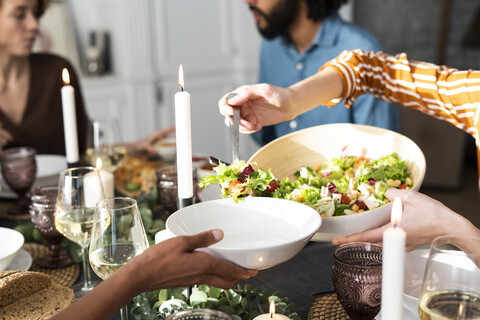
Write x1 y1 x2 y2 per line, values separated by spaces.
89 197 149 320
55 167 106 299
418 235 480 320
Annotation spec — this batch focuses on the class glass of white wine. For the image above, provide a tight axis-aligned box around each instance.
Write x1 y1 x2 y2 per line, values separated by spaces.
54 166 106 299
86 117 126 172
89 197 149 320
418 235 480 320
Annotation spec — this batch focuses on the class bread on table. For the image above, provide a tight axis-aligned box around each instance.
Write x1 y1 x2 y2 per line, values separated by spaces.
0 271 74 319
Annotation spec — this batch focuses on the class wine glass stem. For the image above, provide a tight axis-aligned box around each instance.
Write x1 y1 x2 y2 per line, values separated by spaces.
120 305 128 320
81 246 92 288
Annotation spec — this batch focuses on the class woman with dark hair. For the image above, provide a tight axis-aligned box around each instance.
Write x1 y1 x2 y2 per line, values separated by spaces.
245 0 400 146
0 0 171 158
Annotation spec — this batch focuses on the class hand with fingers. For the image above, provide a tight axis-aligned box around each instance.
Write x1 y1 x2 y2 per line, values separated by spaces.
219 84 296 134
332 189 480 252
51 229 257 320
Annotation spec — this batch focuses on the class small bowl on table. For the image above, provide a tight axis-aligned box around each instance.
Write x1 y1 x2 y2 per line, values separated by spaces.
155 136 176 162
155 197 321 269
0 227 24 271
248 123 426 241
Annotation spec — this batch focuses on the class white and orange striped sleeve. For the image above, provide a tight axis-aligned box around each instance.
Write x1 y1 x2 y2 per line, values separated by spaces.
322 49 480 186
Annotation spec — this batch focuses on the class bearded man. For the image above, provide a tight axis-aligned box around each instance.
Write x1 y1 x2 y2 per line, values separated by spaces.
246 0 400 145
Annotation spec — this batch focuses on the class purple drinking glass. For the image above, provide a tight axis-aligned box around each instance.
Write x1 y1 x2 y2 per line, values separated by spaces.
29 186 73 268
156 165 199 214
0 147 37 215
332 242 383 320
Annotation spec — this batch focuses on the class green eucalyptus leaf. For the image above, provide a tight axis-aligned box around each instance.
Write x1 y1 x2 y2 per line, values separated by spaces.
217 297 229 307
230 294 242 306
209 286 222 298
218 305 235 315
240 297 248 310
198 284 209 293
231 315 242 320
269 296 280 303
190 290 208 305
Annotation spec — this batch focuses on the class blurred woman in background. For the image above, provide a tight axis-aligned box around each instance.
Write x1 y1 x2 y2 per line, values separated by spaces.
0 0 170 158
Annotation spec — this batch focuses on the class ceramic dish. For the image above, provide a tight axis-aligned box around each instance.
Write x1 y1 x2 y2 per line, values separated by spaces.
155 197 321 269
0 227 24 271
5 249 32 271
248 123 426 241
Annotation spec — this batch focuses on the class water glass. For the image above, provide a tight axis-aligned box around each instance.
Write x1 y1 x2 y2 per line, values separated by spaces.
29 185 73 268
332 242 383 320
0 147 37 215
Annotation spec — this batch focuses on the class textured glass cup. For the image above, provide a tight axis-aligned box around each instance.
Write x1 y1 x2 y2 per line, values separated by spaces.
418 235 480 319
332 242 383 320
0 147 37 215
29 186 73 268
156 165 198 214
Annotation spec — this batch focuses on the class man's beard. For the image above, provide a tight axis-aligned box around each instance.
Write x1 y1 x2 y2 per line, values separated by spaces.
249 0 299 40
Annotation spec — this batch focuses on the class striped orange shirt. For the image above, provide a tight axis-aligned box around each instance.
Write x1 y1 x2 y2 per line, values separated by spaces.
323 50 480 187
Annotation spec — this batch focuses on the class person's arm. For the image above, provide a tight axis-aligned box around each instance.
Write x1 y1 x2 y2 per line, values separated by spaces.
332 189 480 252
124 126 176 157
219 66 344 134
51 229 257 320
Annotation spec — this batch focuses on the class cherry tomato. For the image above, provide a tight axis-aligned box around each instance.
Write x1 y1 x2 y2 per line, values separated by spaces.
266 181 279 192
227 180 243 194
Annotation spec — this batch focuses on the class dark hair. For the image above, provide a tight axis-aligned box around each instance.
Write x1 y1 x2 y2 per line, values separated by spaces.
304 0 349 21
0 0 49 16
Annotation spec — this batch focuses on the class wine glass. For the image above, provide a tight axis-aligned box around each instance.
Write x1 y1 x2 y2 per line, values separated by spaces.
332 242 383 320
418 235 480 319
29 185 73 268
86 117 126 172
0 147 37 215
54 166 105 299
89 197 149 320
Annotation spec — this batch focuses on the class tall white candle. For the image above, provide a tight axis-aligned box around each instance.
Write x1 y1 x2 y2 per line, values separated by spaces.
381 197 406 320
174 64 193 199
61 68 79 165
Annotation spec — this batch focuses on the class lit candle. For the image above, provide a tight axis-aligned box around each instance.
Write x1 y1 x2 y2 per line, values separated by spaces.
95 158 114 199
174 64 194 207
253 301 290 320
381 197 406 320
61 68 80 167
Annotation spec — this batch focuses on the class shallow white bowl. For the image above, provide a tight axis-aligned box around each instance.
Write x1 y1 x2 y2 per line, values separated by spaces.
0 154 67 198
248 123 426 241
155 197 321 269
0 227 25 271
155 137 176 162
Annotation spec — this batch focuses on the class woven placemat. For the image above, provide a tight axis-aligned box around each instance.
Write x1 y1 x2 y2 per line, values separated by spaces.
0 200 30 221
23 243 80 287
308 293 350 320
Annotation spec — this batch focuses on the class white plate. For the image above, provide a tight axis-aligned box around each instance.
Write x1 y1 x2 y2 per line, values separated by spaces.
0 154 67 198
5 249 32 271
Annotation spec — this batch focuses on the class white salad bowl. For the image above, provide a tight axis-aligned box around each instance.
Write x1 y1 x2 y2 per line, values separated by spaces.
155 197 321 269
248 123 426 241
0 227 25 271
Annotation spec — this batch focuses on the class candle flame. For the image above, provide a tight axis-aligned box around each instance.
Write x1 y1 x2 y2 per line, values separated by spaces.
391 197 403 227
269 300 275 318
96 157 103 170
62 68 70 85
178 64 184 91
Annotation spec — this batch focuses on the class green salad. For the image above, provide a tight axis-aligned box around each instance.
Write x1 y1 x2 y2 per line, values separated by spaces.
199 153 413 217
